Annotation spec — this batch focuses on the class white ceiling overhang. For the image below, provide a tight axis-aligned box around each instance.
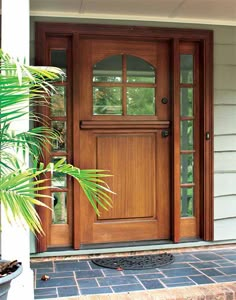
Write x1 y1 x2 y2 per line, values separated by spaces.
29 0 236 26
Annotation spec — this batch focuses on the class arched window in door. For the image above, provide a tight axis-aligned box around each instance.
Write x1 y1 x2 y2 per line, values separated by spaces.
92 55 156 116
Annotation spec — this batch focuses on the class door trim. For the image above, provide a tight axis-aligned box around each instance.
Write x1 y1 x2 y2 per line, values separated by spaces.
35 23 213 252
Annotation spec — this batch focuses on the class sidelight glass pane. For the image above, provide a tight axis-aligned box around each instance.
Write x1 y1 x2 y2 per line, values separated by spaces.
51 86 66 116
52 192 67 224
180 88 193 117
127 87 155 115
181 154 194 184
51 156 67 188
93 86 122 115
51 50 67 75
93 55 122 82
181 187 194 217
52 121 66 151
180 54 193 84
127 55 155 83
181 120 193 150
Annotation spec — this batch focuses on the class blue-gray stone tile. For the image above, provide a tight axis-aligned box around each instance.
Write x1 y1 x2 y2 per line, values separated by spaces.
190 261 220 269
55 261 90 272
102 268 125 276
136 273 164 280
158 262 191 269
80 287 113 295
200 268 225 276
216 261 236 267
36 277 76 288
141 279 164 289
112 283 144 292
217 266 236 275
192 252 222 261
75 270 104 279
34 287 57 297
77 278 99 288
57 286 79 297
36 268 54 274
122 269 160 275
36 271 74 280
222 254 236 261
35 295 56 299
160 276 193 286
173 254 200 263
31 261 53 269
189 275 215 285
161 267 202 277
214 250 236 255
162 281 196 288
98 275 139 286
212 274 236 283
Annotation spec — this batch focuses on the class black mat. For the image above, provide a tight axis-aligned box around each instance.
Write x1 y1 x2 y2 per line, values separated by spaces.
91 252 174 270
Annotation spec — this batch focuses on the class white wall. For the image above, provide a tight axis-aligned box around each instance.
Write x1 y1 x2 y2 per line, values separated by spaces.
30 17 236 245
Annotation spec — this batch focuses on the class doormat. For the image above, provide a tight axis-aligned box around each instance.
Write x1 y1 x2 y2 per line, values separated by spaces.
91 252 174 270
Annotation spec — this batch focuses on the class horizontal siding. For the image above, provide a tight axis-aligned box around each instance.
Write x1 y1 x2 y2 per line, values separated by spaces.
214 90 236 105
214 152 236 172
214 218 236 240
213 27 236 44
214 65 236 90
214 135 236 151
214 173 236 197
213 25 236 241
214 44 236 65
215 195 236 220
214 105 236 135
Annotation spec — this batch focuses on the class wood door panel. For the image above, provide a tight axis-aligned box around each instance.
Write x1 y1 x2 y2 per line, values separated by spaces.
93 221 159 243
97 134 156 220
80 129 170 244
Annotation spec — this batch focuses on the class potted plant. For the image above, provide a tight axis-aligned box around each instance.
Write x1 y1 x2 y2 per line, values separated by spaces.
0 49 113 299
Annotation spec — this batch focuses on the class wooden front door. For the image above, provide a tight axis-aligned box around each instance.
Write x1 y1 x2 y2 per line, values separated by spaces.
76 38 171 245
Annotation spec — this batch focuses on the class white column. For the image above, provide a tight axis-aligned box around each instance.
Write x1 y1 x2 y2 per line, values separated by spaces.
1 1 34 300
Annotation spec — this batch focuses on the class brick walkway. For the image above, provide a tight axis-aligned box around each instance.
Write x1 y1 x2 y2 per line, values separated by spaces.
31 246 236 299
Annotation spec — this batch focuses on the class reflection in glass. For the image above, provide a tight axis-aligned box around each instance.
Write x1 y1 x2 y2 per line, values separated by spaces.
93 55 122 82
51 86 66 116
181 120 193 150
180 54 193 84
52 192 67 224
181 187 194 217
127 55 155 83
52 121 66 151
93 87 122 115
181 154 194 184
51 156 67 188
127 88 155 115
181 88 193 117
51 50 67 75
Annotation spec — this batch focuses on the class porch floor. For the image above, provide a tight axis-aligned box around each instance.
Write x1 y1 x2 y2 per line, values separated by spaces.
31 245 236 299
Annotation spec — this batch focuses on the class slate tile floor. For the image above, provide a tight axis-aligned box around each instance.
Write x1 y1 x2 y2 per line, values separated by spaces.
31 248 236 299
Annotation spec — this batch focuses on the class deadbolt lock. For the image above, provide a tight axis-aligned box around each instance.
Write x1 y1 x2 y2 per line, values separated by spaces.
161 97 168 104
162 130 169 138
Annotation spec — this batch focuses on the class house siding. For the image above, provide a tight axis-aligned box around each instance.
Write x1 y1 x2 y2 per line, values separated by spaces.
213 26 236 241
30 17 236 243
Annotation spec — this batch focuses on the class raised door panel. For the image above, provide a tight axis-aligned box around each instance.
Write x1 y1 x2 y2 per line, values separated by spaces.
97 134 156 220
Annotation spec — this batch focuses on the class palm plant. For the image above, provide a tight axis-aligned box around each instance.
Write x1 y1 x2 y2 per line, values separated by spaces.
0 49 113 234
